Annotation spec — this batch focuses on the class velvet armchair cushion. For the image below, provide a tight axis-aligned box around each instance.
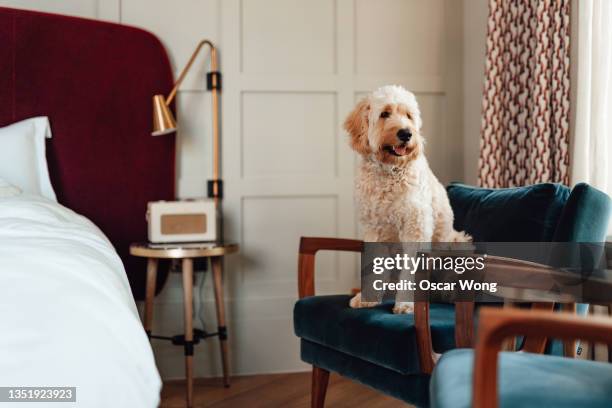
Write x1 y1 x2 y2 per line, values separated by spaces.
294 295 460 375
447 183 570 242
431 349 612 408
301 339 431 407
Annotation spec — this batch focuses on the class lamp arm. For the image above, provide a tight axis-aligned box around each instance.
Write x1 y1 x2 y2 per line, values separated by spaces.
165 39 218 106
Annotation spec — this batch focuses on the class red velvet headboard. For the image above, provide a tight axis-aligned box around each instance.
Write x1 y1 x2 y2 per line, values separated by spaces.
0 7 175 300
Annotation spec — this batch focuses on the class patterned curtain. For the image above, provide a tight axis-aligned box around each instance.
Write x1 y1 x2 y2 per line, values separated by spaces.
478 0 571 188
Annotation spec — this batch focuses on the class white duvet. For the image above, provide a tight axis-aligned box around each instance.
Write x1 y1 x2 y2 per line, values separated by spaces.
0 194 161 407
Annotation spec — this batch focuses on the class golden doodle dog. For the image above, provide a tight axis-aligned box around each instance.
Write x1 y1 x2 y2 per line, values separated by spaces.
344 85 471 314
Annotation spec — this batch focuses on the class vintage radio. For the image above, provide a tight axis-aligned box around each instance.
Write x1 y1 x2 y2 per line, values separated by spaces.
147 200 217 243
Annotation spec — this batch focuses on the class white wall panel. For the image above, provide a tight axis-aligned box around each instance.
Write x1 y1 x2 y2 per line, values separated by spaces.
417 94 451 183
121 0 219 91
119 0 221 198
242 92 337 178
176 92 213 198
355 0 445 76
241 0 336 74
241 196 337 285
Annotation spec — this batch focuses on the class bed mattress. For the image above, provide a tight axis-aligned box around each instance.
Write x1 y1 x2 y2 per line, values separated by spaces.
0 194 161 407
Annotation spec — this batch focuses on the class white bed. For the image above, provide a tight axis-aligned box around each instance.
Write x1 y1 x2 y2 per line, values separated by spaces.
0 194 161 407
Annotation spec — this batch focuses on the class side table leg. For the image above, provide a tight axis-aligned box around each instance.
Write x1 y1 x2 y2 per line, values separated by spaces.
211 256 230 387
144 258 158 339
182 258 194 408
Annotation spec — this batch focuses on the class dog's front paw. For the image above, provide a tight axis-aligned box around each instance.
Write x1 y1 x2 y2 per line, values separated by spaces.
349 293 378 309
393 301 414 314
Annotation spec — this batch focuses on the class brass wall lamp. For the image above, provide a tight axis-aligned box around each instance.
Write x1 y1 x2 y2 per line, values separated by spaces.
152 39 223 202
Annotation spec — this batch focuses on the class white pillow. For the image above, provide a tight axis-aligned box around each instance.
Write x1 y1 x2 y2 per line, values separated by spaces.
0 178 21 198
0 117 56 201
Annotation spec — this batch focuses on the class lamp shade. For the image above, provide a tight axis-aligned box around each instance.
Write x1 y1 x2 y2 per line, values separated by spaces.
152 94 177 136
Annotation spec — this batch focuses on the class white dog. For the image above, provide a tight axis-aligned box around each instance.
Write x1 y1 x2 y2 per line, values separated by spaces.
344 85 470 314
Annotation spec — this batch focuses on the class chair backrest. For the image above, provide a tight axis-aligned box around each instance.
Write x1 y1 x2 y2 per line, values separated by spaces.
552 183 612 242
447 183 611 243
448 182 612 355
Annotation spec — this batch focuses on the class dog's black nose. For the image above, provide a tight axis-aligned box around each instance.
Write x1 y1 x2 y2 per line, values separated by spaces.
397 128 412 142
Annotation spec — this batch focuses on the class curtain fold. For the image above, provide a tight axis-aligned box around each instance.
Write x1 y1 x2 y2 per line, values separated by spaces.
478 0 571 188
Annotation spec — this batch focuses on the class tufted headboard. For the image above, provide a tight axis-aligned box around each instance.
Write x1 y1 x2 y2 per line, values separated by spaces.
0 7 175 300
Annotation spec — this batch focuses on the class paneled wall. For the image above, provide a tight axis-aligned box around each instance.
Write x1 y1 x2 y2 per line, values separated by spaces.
2 0 466 378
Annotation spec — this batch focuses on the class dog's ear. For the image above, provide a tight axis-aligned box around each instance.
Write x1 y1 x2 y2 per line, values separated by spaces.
343 98 370 155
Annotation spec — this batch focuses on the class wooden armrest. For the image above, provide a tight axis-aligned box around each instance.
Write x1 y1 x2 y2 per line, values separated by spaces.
297 237 438 374
298 237 363 298
473 307 612 408
299 237 364 255
414 301 437 374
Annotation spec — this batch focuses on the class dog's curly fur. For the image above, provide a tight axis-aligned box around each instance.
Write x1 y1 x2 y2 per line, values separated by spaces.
344 85 471 313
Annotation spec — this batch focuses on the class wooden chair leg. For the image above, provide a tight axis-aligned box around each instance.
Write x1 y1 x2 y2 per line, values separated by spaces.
311 366 329 408
608 304 612 362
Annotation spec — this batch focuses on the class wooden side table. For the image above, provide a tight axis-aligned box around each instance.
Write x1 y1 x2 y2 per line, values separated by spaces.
130 242 238 408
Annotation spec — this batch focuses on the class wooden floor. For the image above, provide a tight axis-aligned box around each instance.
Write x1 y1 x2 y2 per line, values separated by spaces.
160 372 411 407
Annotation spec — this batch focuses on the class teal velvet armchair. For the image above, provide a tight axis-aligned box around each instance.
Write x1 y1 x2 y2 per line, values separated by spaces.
431 307 612 408
293 183 611 407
